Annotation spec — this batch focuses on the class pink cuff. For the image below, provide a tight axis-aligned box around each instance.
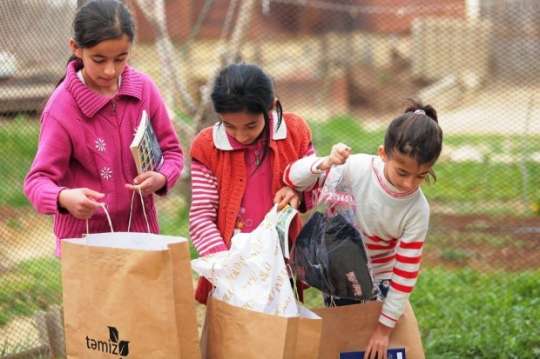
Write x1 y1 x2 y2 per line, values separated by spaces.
40 186 65 215
156 161 182 195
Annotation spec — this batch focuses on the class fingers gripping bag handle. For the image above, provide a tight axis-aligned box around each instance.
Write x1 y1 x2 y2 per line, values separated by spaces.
85 187 151 235
316 165 356 218
85 203 114 234
262 204 281 228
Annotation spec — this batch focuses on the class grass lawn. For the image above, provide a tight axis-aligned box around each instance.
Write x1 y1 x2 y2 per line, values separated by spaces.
2 114 540 215
0 257 61 327
0 116 39 208
311 116 540 216
412 268 540 359
2 257 537 358
304 267 540 358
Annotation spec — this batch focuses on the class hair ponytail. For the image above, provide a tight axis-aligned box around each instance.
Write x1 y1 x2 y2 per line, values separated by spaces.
56 55 82 87
404 100 438 123
275 99 283 129
384 100 443 168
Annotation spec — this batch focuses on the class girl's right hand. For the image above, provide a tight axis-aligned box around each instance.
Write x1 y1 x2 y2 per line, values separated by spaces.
58 188 104 220
318 143 352 171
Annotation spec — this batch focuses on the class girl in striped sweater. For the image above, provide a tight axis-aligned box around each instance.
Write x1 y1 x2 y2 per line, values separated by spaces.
285 102 443 359
189 64 315 304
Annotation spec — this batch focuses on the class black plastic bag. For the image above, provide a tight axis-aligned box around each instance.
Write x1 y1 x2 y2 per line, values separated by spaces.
293 167 376 301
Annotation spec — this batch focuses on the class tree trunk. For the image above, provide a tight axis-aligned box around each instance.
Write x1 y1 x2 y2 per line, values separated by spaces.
192 0 257 133
134 0 196 117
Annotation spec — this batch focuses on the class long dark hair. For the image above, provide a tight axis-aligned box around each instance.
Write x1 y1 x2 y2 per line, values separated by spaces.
57 0 135 86
384 101 443 180
211 63 283 164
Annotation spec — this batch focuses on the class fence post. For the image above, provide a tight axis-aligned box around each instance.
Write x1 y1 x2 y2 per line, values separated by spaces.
46 305 65 358
34 305 65 359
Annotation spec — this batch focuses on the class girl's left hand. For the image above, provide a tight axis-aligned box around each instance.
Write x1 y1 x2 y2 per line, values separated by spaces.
365 322 392 359
274 186 301 210
125 171 167 196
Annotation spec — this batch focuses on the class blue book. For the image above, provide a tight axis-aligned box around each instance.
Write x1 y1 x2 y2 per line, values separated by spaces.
340 348 406 359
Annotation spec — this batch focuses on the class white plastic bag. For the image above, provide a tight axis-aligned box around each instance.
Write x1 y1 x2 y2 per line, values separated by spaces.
191 206 299 317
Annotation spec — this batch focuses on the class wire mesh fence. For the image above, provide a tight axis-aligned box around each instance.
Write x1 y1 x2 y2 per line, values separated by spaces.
1 0 539 357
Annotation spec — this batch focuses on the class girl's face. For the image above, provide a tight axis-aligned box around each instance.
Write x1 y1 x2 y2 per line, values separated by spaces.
220 112 266 145
70 34 131 96
378 146 432 193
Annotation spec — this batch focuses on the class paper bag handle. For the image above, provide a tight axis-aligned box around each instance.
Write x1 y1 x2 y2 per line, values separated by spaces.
127 186 151 233
84 186 150 235
287 263 301 303
85 203 114 234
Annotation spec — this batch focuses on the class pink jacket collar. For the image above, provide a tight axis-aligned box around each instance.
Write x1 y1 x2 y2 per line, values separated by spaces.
64 60 144 118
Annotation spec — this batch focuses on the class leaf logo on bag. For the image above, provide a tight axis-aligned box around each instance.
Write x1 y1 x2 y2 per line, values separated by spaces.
85 326 130 357
109 326 120 342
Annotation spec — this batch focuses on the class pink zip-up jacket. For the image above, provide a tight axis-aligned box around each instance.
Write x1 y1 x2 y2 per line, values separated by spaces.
24 60 183 253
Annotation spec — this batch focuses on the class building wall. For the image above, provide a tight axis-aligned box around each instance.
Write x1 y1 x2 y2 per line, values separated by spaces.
127 0 193 42
479 0 540 78
358 0 466 34
127 0 466 43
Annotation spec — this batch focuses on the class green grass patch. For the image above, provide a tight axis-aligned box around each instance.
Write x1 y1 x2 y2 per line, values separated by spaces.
412 268 540 358
310 115 384 155
303 268 540 358
309 116 540 216
0 257 61 327
0 116 40 208
443 133 540 157
422 162 540 204
2 257 538 357
2 114 540 215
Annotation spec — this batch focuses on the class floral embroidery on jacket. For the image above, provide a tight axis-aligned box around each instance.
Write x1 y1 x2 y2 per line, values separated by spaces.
100 167 112 180
95 138 106 152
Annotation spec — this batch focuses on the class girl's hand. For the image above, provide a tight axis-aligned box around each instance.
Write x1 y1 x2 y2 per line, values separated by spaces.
125 171 166 196
274 186 301 210
58 188 104 219
318 143 351 171
365 322 392 359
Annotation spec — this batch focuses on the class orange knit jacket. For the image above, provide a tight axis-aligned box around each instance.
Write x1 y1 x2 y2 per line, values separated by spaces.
190 112 312 304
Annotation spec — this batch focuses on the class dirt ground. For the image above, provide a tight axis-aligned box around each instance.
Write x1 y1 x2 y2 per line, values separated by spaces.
425 213 540 271
2 206 539 273
1 206 538 353
0 207 55 270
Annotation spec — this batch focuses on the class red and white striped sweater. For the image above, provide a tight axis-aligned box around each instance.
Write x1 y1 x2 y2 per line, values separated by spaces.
285 153 429 328
189 160 228 256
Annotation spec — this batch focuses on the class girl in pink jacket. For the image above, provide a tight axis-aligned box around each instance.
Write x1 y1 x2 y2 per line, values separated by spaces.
24 0 183 255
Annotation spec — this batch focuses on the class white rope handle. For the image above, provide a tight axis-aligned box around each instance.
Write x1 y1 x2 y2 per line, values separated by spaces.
127 186 151 233
85 187 150 235
85 203 114 234
329 295 336 308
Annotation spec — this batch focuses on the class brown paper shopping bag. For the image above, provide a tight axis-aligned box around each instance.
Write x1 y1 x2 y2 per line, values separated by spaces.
202 297 321 359
313 301 424 359
61 233 201 359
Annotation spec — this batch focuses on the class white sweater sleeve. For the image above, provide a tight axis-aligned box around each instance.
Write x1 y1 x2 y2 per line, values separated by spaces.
283 155 326 191
379 202 429 328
